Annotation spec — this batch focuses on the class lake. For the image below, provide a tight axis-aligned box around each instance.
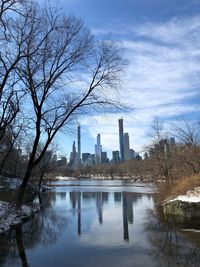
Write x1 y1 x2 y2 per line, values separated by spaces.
0 180 200 267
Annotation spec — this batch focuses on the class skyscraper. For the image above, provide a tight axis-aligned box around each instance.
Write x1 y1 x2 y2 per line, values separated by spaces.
95 133 102 164
112 150 120 163
77 124 81 165
69 141 77 166
124 133 130 161
101 151 108 164
118 118 124 161
129 149 135 160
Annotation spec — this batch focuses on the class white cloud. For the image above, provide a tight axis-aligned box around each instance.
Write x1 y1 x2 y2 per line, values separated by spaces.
83 15 200 154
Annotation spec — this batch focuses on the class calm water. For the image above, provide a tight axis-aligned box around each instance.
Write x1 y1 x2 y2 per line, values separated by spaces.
1 180 200 267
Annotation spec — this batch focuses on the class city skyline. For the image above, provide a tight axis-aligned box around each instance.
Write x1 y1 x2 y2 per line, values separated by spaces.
52 0 200 158
67 119 137 165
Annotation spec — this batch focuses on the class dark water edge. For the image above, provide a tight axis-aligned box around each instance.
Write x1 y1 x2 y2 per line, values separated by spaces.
0 180 200 267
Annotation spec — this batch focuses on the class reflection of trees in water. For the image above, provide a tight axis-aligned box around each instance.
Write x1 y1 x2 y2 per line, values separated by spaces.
145 208 200 267
15 226 29 267
0 190 149 266
0 191 69 267
22 192 69 246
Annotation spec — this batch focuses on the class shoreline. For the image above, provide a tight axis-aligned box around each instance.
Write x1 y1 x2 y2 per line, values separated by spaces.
0 176 153 234
0 201 40 234
46 174 154 183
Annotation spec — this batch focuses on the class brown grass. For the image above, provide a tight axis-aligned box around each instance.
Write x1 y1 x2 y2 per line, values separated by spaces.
156 174 200 204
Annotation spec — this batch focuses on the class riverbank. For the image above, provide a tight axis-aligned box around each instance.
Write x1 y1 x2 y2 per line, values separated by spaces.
0 177 40 234
0 201 39 234
53 174 153 183
158 175 200 219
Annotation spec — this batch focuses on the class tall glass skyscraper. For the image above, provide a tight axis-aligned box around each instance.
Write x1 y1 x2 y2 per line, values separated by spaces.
95 133 102 164
124 133 130 161
118 118 124 161
77 124 81 165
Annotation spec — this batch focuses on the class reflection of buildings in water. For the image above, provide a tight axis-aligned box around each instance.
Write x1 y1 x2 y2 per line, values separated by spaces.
95 192 103 224
126 193 134 224
69 191 136 241
82 192 96 199
114 192 122 202
122 192 140 241
77 192 81 236
69 191 82 236
102 192 109 203
60 192 66 200
122 192 129 241
50 191 57 204
69 191 77 209
55 192 67 200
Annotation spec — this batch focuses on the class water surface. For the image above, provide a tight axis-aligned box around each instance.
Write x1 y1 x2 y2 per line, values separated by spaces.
1 180 200 267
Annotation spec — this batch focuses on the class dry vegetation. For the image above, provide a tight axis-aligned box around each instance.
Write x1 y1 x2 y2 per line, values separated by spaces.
155 174 200 204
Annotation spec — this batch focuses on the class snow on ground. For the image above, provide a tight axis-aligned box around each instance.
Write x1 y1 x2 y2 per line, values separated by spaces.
171 195 200 203
0 201 39 234
182 229 200 233
169 187 200 203
1 177 22 190
55 176 77 180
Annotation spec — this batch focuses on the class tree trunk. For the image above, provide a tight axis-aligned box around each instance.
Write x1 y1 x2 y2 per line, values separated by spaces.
38 172 44 190
15 226 29 267
17 163 34 206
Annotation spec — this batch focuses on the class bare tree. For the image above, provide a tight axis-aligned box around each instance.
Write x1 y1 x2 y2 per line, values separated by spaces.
0 0 29 145
0 121 23 175
16 3 125 203
148 118 174 182
172 120 200 175
0 0 25 31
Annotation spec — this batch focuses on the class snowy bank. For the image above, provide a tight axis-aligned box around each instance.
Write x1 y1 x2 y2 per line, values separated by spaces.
0 177 41 234
55 176 77 181
0 201 39 234
163 187 200 218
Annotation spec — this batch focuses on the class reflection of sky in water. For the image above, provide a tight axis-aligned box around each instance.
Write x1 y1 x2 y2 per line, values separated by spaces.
52 185 154 246
2 181 200 267
52 180 155 193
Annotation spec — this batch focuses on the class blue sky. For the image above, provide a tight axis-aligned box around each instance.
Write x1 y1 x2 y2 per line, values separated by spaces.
48 0 200 159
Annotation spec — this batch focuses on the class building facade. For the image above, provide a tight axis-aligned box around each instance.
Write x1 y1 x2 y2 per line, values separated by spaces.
124 133 130 161
118 118 124 161
77 125 81 166
95 133 102 164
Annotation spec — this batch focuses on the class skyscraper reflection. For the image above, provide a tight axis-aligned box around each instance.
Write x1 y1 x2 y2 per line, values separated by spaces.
68 191 135 242
77 192 81 236
96 192 103 224
122 192 129 241
114 192 122 202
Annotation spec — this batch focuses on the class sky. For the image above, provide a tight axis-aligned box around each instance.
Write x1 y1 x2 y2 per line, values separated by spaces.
49 0 200 159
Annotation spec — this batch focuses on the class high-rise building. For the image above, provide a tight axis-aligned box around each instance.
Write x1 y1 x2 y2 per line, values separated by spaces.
112 150 120 163
69 141 78 166
43 150 53 165
118 118 124 161
95 133 102 164
101 151 108 164
129 149 135 160
82 153 90 162
124 133 130 161
77 125 81 165
57 156 67 167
